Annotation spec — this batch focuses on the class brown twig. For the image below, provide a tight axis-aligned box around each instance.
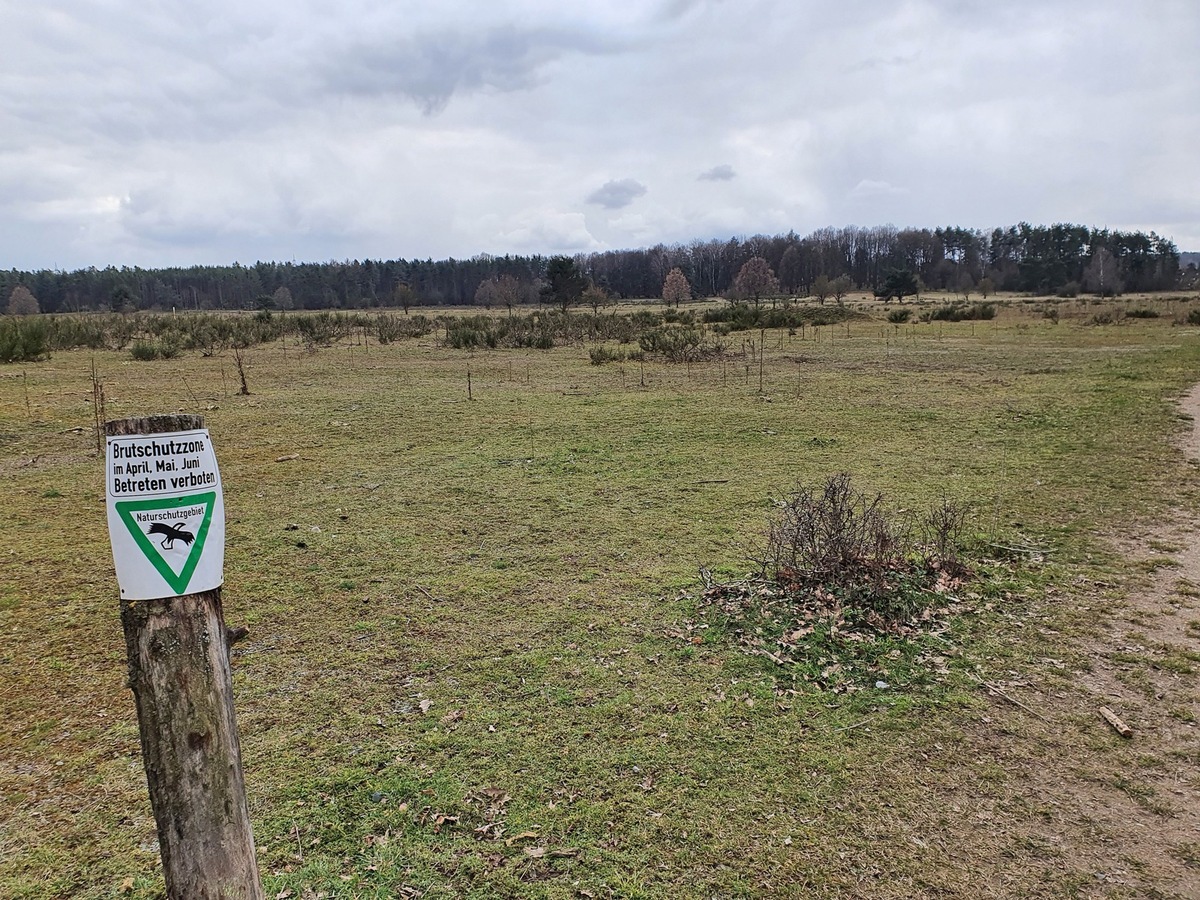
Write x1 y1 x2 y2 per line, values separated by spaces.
415 584 444 603
974 677 1050 723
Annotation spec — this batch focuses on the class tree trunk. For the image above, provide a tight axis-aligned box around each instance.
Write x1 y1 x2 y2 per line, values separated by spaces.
106 415 263 900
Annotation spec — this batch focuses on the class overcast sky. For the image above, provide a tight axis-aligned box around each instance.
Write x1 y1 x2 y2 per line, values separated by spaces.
2 0 1197 271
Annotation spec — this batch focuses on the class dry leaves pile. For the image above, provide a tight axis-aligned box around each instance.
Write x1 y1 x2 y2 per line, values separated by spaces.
678 568 977 689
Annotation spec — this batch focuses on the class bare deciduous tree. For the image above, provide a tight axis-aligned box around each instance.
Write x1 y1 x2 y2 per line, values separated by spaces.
393 283 416 315
7 285 39 316
661 267 691 308
1083 248 1122 297
494 274 521 317
474 279 498 310
583 282 611 314
832 275 851 307
732 257 779 308
957 270 974 301
811 274 831 306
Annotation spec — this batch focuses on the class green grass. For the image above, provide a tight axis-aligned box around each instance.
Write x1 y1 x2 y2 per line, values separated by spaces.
3 302 1200 896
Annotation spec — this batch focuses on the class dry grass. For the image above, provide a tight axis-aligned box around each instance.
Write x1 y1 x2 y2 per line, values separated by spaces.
3 298 1200 897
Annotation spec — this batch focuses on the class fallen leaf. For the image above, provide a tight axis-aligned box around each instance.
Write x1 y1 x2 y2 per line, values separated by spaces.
118 877 135 894
419 699 433 714
524 846 547 858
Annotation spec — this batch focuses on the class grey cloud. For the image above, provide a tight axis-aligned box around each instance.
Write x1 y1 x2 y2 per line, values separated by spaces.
698 164 736 182
586 179 648 209
657 0 712 20
325 26 623 115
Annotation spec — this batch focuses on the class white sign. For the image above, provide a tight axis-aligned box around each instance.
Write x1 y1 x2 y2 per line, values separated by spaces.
105 428 225 600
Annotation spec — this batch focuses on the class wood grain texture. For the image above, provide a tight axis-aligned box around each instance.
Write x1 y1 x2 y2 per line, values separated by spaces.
108 415 263 899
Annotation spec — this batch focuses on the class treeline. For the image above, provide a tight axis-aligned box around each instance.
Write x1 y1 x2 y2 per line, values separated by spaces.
0 223 1181 314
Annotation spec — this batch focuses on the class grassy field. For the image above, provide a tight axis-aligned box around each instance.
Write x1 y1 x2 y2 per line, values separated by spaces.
3 295 1200 897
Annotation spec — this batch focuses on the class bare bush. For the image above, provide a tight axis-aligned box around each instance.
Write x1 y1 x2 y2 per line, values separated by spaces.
924 495 971 576
755 474 972 622
760 474 902 586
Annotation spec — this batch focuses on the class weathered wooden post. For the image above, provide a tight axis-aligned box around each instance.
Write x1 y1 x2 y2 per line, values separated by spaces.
105 414 263 900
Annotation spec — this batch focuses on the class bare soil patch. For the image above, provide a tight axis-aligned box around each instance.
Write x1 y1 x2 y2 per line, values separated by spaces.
911 387 1200 896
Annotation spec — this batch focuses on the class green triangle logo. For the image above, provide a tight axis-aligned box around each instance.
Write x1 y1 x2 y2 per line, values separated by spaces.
114 492 217 596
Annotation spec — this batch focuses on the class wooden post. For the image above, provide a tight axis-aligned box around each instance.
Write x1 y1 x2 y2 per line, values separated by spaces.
758 328 765 393
106 414 263 900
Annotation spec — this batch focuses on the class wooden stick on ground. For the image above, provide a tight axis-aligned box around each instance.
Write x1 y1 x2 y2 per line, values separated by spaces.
1099 705 1134 738
974 677 1051 723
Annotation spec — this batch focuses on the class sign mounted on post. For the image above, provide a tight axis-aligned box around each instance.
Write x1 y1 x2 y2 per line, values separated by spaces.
106 428 225 600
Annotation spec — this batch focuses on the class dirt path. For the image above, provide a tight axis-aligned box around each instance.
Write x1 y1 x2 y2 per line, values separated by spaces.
932 386 1200 896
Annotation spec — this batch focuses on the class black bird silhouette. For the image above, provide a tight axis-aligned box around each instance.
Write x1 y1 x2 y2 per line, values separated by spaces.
147 522 195 550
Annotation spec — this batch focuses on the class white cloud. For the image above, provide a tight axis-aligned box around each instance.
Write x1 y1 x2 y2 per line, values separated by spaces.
848 180 907 201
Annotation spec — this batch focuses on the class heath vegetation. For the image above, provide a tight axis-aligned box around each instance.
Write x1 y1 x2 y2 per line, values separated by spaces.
3 292 1200 897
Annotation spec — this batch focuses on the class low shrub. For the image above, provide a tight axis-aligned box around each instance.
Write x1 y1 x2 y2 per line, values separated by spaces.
924 302 996 322
375 313 431 344
129 341 159 361
588 345 625 365
886 308 911 324
445 320 497 350
637 326 724 362
662 308 696 325
296 311 351 347
629 311 664 330
703 303 856 332
157 336 183 359
0 317 51 363
1125 308 1159 319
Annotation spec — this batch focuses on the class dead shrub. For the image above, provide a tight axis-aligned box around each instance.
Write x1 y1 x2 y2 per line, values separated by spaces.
754 474 972 623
